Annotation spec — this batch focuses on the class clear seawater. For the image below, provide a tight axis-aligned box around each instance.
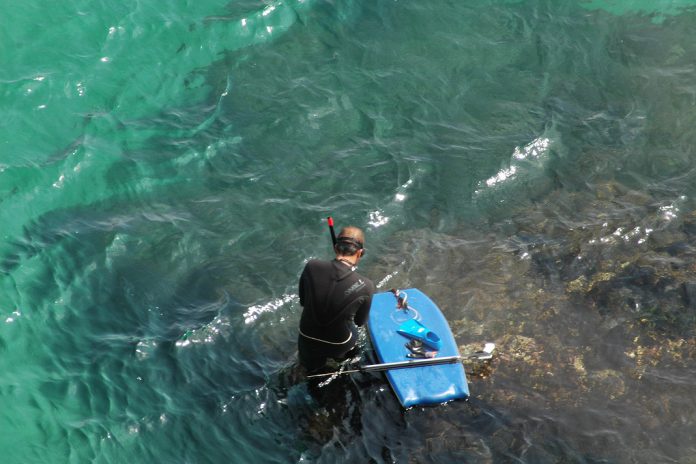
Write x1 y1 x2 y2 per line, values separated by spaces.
2 0 696 462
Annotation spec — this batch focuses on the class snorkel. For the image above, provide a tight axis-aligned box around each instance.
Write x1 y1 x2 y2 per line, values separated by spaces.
327 216 337 246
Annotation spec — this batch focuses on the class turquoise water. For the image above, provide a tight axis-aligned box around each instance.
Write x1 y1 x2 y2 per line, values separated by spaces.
3 0 696 462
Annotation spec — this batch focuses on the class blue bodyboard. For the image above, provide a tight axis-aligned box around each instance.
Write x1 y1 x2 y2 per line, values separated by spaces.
367 288 469 408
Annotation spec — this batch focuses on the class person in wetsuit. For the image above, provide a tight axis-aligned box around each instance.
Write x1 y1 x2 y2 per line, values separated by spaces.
298 226 375 374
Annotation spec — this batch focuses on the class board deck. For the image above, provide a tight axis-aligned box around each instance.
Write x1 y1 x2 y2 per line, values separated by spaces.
367 288 469 408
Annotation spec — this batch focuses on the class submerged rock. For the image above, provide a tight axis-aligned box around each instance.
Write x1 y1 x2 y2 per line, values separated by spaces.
371 179 696 426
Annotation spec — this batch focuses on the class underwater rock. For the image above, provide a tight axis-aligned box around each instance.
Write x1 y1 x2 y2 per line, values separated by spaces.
681 281 696 309
587 369 626 399
681 212 696 237
371 177 696 428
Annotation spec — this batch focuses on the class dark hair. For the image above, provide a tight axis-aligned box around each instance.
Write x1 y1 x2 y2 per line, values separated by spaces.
335 236 363 256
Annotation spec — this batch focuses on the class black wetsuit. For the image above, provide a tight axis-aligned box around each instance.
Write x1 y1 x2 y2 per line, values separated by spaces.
298 259 375 373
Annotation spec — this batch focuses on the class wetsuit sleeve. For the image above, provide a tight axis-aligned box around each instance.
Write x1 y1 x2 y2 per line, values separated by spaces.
353 281 375 326
298 265 308 307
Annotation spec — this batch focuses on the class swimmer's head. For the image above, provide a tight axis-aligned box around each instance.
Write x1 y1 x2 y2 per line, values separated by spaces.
334 226 365 257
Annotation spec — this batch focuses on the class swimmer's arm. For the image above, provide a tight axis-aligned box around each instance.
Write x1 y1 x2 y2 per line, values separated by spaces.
353 292 374 326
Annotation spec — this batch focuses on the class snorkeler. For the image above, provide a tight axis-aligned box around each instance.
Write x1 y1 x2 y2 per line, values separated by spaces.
297 226 375 374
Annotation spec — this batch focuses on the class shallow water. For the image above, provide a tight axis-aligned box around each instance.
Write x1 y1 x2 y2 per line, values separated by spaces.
2 0 696 462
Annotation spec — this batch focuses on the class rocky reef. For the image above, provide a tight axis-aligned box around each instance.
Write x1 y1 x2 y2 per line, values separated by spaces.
373 179 696 461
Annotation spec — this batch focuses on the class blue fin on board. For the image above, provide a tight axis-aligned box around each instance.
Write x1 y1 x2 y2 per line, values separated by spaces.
397 319 442 350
